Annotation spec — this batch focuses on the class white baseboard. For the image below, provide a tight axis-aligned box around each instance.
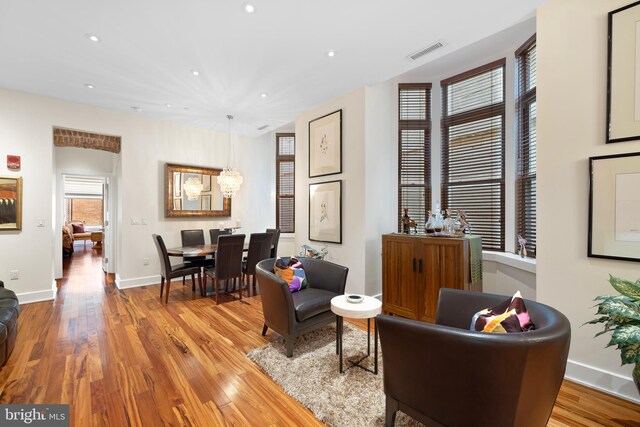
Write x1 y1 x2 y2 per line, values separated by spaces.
17 286 56 305
565 359 639 403
115 273 161 290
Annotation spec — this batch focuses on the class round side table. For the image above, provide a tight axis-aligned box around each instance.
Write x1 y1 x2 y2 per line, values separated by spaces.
330 295 382 374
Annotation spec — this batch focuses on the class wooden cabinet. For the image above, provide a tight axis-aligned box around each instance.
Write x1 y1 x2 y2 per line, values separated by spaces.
382 234 482 322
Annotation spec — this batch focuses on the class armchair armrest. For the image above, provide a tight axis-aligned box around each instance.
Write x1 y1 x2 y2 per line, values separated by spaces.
300 258 348 295
256 260 295 335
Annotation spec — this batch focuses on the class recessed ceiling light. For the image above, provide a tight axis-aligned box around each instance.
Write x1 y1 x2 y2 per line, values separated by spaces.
191 69 200 76
165 103 172 107
84 84 94 89
243 3 255 13
327 51 336 58
131 106 142 112
260 93 268 98
85 33 100 42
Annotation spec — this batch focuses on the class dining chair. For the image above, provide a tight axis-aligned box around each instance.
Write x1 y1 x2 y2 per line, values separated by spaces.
152 234 203 303
266 228 281 258
204 234 245 304
242 233 273 297
180 229 214 288
209 228 231 245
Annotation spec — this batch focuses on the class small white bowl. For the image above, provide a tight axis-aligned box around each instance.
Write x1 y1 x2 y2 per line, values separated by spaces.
346 294 364 304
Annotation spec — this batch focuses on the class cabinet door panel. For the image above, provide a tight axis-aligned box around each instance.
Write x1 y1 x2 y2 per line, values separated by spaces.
438 240 464 290
419 242 440 322
382 238 418 318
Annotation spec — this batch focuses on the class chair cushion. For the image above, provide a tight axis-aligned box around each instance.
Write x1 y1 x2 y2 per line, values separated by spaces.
0 288 18 301
471 291 535 333
292 288 337 322
72 223 85 233
274 257 307 292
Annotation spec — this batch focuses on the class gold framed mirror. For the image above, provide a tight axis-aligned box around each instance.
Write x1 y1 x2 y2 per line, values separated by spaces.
165 163 231 217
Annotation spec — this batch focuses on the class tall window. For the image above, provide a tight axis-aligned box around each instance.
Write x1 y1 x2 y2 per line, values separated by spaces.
515 36 537 257
441 59 505 251
276 133 295 233
398 83 431 231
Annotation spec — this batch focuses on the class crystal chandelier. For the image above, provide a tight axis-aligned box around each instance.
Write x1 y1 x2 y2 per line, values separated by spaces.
217 114 243 198
183 177 203 201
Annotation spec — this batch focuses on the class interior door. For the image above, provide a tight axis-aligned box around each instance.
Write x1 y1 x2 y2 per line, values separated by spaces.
102 180 109 272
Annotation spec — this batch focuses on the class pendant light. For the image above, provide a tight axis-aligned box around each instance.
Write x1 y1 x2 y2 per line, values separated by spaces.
217 114 244 198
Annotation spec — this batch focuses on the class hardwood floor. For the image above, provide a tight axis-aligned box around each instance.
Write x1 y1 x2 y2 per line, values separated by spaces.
0 247 638 426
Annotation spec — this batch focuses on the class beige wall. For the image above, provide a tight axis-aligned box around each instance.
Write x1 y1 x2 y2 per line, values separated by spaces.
538 0 640 402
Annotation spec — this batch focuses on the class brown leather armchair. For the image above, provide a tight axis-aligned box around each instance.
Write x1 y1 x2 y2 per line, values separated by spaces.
377 288 571 427
256 257 348 357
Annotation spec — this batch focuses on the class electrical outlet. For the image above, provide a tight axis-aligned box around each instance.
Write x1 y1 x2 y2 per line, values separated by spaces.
10 270 19 280
143 258 149 265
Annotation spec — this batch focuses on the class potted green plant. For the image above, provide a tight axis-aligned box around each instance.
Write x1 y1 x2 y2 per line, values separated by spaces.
586 275 640 394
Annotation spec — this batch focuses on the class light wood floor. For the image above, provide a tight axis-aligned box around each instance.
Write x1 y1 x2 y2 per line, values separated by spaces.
0 246 638 426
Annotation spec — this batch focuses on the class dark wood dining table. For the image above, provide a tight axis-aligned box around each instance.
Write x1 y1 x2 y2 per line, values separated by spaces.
166 243 253 258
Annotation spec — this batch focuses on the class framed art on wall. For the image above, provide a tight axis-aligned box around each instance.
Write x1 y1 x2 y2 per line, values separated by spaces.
309 180 342 244
607 0 640 143
589 152 640 262
0 176 22 231
309 109 342 177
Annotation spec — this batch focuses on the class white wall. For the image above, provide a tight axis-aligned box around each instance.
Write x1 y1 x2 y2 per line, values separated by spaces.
0 87 275 299
295 88 367 294
538 0 640 402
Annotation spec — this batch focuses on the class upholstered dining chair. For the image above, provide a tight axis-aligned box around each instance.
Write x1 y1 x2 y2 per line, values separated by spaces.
204 234 245 304
152 234 203 303
242 233 273 297
265 228 280 258
256 257 348 357
180 229 213 288
377 288 571 427
209 228 231 244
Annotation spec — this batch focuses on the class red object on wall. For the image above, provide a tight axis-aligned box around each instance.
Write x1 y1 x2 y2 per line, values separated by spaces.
7 155 20 171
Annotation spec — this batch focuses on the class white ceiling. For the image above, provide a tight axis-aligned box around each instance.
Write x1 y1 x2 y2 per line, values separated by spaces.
0 0 543 137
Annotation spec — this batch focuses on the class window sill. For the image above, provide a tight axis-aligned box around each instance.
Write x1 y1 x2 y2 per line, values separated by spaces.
280 233 295 240
482 251 536 274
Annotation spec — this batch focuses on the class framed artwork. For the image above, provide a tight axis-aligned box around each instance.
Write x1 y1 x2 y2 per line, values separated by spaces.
309 109 342 177
607 1 640 143
0 176 23 231
589 152 640 262
309 180 342 244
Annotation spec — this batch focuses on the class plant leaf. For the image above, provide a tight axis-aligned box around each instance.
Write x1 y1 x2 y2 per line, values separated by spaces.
596 300 640 321
620 342 640 365
609 275 640 300
610 325 640 347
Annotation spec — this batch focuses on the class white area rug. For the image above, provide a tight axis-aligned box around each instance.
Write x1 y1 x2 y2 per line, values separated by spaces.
247 323 422 427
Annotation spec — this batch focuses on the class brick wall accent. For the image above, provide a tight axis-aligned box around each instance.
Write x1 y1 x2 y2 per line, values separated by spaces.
71 199 103 226
53 127 121 154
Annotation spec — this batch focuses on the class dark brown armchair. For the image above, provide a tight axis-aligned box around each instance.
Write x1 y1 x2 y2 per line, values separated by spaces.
256 257 348 357
377 288 571 427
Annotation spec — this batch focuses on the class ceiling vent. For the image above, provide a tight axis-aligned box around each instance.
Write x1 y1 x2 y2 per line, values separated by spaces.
257 124 269 131
407 41 445 61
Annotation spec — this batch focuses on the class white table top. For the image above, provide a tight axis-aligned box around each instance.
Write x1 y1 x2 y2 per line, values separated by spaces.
331 295 382 319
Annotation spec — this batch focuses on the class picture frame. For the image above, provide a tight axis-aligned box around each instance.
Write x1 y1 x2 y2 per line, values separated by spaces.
607 1 640 143
0 175 23 231
588 152 640 262
309 180 342 244
309 109 342 177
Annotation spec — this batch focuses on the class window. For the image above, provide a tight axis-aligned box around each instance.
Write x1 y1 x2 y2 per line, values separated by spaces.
276 133 295 233
441 59 505 251
398 83 432 231
515 36 537 257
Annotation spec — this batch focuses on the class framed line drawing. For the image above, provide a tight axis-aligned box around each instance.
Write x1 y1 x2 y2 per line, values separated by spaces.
309 180 342 244
0 176 23 231
309 109 342 177
607 1 640 143
588 152 640 262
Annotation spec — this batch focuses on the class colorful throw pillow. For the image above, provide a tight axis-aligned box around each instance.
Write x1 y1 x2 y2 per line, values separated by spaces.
274 257 308 293
471 291 535 333
71 223 85 234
